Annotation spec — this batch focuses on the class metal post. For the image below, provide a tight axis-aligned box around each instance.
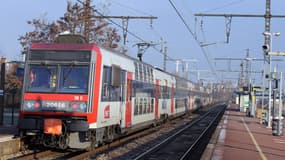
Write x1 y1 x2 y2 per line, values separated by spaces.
268 54 272 128
265 0 272 128
175 60 180 74
163 46 167 71
83 0 91 42
197 71 200 81
279 72 282 119
0 57 6 125
272 71 283 136
261 69 265 123
265 0 271 45
11 93 15 125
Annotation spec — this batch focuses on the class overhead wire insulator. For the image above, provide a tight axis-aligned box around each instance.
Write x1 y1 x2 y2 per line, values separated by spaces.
122 18 129 46
150 18 153 29
225 16 232 43
194 17 197 40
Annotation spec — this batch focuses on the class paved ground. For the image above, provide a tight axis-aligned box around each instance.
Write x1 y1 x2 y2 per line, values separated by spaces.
210 103 285 160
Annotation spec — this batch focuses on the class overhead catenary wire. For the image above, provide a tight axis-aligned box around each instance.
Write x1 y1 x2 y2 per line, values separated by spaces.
168 0 219 80
77 0 171 59
93 9 177 62
109 1 165 43
111 1 152 16
202 0 246 13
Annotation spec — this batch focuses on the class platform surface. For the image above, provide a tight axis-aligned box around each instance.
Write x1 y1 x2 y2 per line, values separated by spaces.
0 125 20 157
210 104 285 160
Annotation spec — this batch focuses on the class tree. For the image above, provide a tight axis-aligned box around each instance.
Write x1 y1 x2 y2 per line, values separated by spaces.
4 63 23 107
18 0 121 51
5 63 23 92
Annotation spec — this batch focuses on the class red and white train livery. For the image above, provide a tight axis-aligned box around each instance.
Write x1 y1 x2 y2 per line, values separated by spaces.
18 35 216 149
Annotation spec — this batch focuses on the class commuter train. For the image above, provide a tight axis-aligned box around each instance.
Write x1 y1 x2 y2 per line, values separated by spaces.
18 35 220 149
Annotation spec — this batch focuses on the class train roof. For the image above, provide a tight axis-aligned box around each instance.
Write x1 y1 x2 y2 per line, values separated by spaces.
30 42 199 86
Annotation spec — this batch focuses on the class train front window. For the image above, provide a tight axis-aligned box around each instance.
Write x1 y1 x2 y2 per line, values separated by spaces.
58 66 89 93
27 65 57 92
26 64 89 93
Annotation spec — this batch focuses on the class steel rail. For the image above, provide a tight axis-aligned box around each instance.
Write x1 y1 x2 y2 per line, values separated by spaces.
134 104 226 160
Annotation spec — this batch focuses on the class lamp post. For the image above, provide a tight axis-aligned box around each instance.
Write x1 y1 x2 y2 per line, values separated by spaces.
245 57 256 117
262 31 281 128
0 57 6 125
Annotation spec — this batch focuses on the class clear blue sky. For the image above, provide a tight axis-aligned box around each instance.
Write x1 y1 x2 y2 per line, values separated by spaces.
1 0 285 85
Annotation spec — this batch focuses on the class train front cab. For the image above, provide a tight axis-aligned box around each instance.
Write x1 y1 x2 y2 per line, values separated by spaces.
18 43 102 149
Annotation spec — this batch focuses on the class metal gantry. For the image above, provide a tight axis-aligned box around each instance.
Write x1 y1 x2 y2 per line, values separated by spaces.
92 15 157 46
195 0 285 128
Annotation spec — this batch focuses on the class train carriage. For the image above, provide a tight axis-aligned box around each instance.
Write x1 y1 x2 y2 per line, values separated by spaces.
18 35 214 149
152 68 175 120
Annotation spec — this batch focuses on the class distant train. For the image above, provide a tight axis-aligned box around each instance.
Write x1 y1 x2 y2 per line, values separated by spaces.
18 35 223 149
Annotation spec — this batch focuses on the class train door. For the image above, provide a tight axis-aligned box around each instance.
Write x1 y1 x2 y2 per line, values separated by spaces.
155 79 159 120
120 70 126 126
161 80 167 112
125 72 132 127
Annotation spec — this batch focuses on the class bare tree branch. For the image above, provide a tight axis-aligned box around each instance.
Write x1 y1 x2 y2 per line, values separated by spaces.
19 1 121 51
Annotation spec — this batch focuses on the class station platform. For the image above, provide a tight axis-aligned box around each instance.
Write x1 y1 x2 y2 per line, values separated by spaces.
0 125 20 157
203 103 285 160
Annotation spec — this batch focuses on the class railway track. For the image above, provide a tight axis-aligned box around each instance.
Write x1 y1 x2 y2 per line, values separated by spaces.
67 114 193 160
116 103 226 160
65 104 224 160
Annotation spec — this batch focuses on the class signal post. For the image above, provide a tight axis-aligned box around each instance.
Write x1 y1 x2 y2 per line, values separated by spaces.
0 57 6 125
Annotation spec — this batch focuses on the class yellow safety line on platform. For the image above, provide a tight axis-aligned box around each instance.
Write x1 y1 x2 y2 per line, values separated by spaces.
241 117 267 160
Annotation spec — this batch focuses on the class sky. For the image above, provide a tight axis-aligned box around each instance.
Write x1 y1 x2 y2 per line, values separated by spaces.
1 0 285 86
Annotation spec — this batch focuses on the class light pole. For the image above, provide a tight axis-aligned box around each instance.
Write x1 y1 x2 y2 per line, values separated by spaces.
245 57 256 117
262 31 281 128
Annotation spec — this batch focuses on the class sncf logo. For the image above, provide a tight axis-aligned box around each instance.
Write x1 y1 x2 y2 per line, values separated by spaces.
104 105 110 119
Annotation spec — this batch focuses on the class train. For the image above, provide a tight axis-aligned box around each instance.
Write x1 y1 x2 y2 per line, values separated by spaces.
18 34 224 149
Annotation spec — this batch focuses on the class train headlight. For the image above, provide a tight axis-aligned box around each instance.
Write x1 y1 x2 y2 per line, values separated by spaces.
70 102 87 112
23 100 41 111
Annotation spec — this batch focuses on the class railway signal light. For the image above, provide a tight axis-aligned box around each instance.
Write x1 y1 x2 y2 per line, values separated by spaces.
262 44 270 55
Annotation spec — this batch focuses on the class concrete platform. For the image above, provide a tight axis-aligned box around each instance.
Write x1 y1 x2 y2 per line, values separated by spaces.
203 103 285 160
0 125 20 157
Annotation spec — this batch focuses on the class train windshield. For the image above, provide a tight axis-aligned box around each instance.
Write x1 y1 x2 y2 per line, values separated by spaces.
59 65 89 93
27 64 89 93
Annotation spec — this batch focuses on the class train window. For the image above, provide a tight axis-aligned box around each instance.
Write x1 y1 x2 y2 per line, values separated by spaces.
134 98 138 115
101 65 121 101
146 67 150 82
151 98 154 113
133 80 155 116
147 98 151 113
162 85 169 99
101 66 111 101
27 64 89 93
30 50 91 62
59 65 89 93
134 62 139 80
160 86 163 98
27 65 57 92
150 68 153 82
139 63 143 81
143 65 147 82
143 97 147 114
139 98 143 115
